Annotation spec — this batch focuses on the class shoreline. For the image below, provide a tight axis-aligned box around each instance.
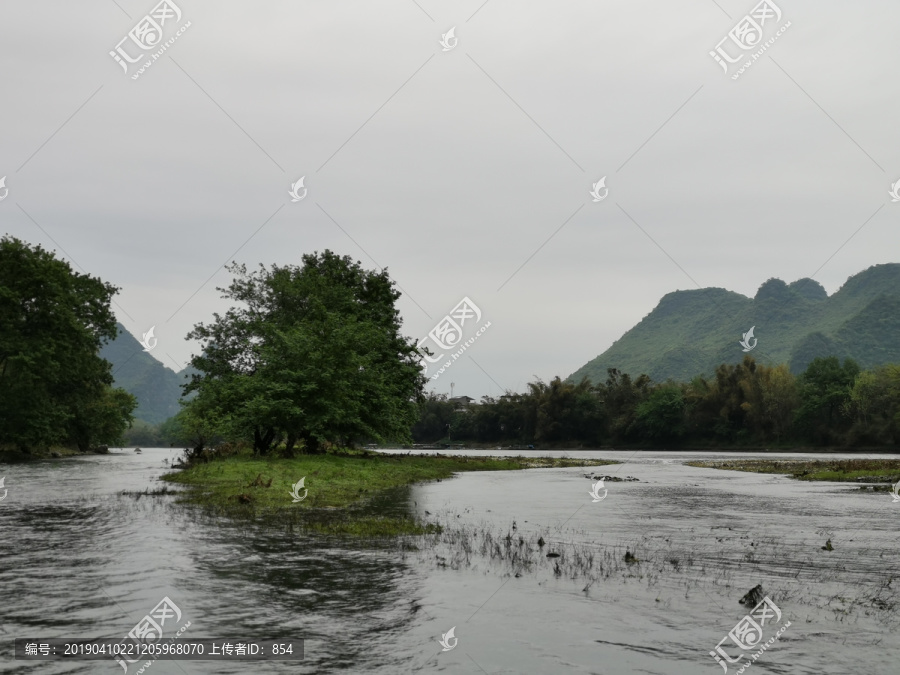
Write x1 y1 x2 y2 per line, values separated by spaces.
687 458 900 486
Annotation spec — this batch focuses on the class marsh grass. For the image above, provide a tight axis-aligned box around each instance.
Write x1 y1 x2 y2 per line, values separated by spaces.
687 458 900 483
397 521 900 626
160 448 614 536
119 486 180 498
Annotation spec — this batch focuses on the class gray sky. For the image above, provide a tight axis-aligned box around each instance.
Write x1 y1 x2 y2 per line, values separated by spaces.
2 0 898 400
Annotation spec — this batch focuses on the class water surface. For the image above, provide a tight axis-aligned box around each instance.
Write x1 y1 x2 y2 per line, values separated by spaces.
2 448 898 674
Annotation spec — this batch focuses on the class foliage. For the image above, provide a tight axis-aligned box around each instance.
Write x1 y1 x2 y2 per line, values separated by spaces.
633 384 684 442
844 364 900 445
794 357 859 444
123 418 165 447
410 356 898 449
0 236 135 451
183 251 424 454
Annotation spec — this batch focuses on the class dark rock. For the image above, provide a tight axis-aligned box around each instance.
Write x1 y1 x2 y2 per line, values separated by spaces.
739 584 764 606
91 445 109 454
546 552 560 558
50 452 62 458
822 539 833 551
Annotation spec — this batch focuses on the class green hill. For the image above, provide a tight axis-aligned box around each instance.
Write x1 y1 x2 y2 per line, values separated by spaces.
100 323 194 424
569 263 900 384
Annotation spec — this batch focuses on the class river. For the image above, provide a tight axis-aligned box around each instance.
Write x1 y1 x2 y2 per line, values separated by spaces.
1 448 898 674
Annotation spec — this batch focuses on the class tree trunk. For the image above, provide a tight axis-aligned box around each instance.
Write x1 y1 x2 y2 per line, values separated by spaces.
301 432 322 454
285 433 297 457
253 426 276 454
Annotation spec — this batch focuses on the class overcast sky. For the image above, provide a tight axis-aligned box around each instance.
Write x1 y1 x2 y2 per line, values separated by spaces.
2 0 898 399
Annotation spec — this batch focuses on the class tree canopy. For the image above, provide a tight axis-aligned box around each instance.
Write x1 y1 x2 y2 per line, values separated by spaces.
182 251 424 453
0 236 135 451
411 356 899 448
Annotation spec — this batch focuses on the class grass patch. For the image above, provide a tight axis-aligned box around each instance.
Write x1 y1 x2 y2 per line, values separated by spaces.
161 448 615 536
687 458 900 484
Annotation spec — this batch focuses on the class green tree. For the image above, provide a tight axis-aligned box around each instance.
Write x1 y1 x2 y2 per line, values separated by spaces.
794 356 859 444
411 393 454 442
845 365 900 446
184 251 424 453
756 364 799 443
68 385 136 450
525 377 603 444
600 368 651 442
0 236 133 451
124 419 164 447
633 383 685 442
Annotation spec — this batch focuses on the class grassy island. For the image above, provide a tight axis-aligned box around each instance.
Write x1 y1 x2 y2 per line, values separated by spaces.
161 449 616 536
687 458 900 487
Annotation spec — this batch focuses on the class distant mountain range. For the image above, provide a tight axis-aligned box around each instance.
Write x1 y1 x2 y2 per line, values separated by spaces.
569 263 900 385
100 324 195 424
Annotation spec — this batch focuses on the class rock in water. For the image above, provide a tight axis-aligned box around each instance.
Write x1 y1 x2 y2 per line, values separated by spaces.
739 584 764 606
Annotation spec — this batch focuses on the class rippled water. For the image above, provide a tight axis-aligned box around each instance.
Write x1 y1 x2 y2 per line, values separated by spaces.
1 448 898 674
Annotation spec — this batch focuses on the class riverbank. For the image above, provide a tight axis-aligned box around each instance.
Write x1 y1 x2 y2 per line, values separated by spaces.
161 449 616 535
0 445 85 462
687 458 900 489
394 442 898 453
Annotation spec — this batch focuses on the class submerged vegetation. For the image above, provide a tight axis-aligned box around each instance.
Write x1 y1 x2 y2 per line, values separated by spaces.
395 521 899 625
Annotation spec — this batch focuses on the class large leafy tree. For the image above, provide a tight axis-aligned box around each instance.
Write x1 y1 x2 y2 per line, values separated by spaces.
633 383 685 442
601 368 651 442
184 251 424 453
0 236 135 451
795 356 859 444
527 377 603 444
845 364 900 446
